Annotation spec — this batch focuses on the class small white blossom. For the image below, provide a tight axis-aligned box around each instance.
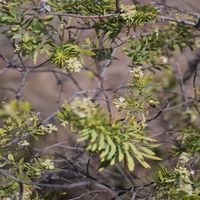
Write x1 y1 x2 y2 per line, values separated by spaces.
19 140 30 147
40 124 57 134
190 170 195 175
179 152 191 164
149 99 159 106
195 37 200 48
118 97 125 103
160 56 168 64
121 5 137 22
46 124 58 133
64 57 83 73
70 97 96 118
113 96 127 109
130 66 144 78
43 159 54 169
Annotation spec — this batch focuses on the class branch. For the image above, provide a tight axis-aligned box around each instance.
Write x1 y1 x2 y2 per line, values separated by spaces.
27 10 200 28
16 70 30 100
26 12 116 19
193 64 198 100
159 15 196 26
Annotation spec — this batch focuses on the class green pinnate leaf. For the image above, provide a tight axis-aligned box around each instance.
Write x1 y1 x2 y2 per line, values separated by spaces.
126 151 135 171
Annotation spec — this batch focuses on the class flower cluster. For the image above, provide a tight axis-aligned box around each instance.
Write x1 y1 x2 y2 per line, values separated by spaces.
121 5 137 22
51 44 84 73
160 56 168 64
195 37 200 48
175 167 193 195
149 99 159 106
63 57 83 73
42 159 54 170
130 66 144 78
174 152 194 195
19 140 30 147
113 96 127 109
39 123 58 134
70 97 97 118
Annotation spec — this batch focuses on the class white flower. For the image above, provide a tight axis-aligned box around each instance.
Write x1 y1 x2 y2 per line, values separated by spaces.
130 66 144 78
179 183 193 195
64 57 83 73
195 37 200 48
121 5 137 22
19 140 30 147
149 99 159 106
190 170 195 175
46 124 58 133
160 56 168 64
40 124 57 134
118 97 125 103
113 96 127 109
70 97 96 118
43 159 54 169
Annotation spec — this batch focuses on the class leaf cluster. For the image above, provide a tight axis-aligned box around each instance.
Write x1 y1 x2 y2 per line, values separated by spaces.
0 101 57 199
57 96 160 172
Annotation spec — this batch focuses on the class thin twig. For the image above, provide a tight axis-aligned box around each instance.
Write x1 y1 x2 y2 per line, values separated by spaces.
192 64 198 100
175 62 188 109
19 183 24 200
16 70 30 100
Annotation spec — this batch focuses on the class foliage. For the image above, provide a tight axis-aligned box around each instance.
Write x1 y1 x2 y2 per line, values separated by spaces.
57 67 161 173
57 96 160 171
178 126 200 153
0 0 200 199
124 23 197 71
0 101 57 199
48 0 116 15
153 153 200 199
50 43 94 72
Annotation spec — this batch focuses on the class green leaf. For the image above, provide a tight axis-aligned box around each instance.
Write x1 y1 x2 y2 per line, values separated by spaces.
135 155 151 168
77 134 89 142
140 147 156 155
125 151 135 171
158 170 164 182
118 146 124 162
90 131 98 143
106 135 116 160
98 133 105 151
0 128 6 135
12 33 22 39
100 144 110 159
91 143 98 152
129 143 143 160
110 156 116 166
8 153 14 162
142 153 161 161
33 51 38 64
134 135 156 142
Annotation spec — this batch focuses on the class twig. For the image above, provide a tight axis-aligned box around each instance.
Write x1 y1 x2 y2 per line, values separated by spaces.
68 190 107 200
192 64 198 100
16 70 30 100
159 15 196 26
19 183 24 200
26 12 116 19
163 99 194 111
147 103 168 122
175 62 188 109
